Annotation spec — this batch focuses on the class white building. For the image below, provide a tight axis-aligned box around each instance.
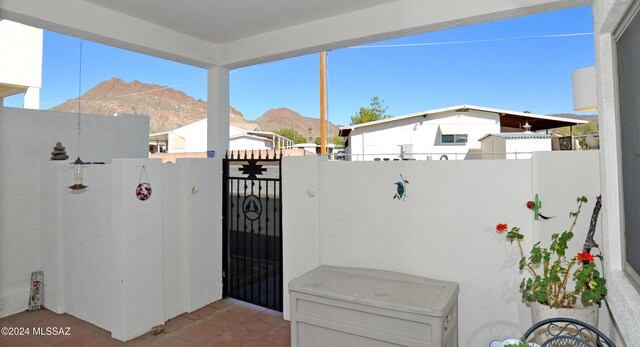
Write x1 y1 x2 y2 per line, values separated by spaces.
479 132 553 160
338 105 587 161
0 20 42 109
149 118 294 153
292 142 337 155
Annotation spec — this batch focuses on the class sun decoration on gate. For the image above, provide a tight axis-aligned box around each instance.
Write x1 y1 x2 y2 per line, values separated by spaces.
239 159 267 179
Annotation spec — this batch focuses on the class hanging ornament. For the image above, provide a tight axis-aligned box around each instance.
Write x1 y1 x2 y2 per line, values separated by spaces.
68 40 89 192
68 156 89 190
136 165 152 201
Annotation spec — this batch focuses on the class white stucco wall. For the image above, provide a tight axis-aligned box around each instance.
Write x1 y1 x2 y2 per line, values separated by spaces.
183 158 222 312
38 158 220 341
0 107 148 319
504 138 552 159
110 159 165 340
282 156 322 320
39 162 113 330
348 110 500 161
162 163 187 320
0 20 43 109
282 151 605 346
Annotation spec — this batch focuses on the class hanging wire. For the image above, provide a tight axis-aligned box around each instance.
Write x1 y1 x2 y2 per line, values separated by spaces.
347 32 594 49
39 31 593 106
77 40 83 158
139 165 151 185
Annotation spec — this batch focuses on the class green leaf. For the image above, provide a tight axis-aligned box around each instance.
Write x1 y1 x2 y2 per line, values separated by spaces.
549 270 561 283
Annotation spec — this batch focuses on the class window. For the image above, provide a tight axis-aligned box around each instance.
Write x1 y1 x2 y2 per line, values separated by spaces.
441 134 468 144
616 1 640 289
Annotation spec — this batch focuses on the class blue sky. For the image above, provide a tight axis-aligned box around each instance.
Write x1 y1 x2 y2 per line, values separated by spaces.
5 6 595 126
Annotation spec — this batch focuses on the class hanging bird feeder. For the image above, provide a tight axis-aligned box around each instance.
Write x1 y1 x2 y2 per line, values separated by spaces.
68 156 89 191
67 41 90 192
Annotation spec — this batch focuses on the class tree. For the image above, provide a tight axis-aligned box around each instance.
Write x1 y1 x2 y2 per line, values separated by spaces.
552 122 599 136
329 135 345 147
350 96 391 125
274 128 307 145
315 135 345 146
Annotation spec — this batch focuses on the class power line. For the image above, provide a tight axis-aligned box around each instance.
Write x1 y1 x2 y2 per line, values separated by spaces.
42 49 118 69
348 32 593 49
112 79 206 98
39 32 593 106
40 78 206 105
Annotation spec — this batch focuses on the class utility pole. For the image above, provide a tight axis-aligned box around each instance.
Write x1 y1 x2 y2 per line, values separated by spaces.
320 51 327 155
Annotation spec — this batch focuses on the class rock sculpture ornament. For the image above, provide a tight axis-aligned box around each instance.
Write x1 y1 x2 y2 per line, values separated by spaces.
51 142 69 160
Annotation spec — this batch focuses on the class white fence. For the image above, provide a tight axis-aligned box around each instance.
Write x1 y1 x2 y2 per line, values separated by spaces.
282 151 607 346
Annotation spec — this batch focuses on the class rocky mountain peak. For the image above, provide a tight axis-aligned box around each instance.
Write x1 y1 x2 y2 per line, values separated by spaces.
51 78 338 137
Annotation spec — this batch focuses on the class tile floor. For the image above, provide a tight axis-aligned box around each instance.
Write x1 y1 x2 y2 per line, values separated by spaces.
0 298 290 346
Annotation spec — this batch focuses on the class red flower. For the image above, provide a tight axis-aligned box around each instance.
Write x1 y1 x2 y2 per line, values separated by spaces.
526 201 535 209
577 252 595 262
496 224 508 233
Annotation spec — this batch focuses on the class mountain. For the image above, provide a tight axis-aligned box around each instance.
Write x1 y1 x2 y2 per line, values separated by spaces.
257 108 340 142
546 113 599 124
50 78 337 139
546 113 599 136
51 78 253 134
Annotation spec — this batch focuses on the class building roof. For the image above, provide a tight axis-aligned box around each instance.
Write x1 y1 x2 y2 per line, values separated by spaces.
338 105 589 136
150 120 291 144
230 133 272 142
478 132 553 141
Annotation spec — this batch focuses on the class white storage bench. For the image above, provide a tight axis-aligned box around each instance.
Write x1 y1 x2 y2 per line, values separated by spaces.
289 265 459 347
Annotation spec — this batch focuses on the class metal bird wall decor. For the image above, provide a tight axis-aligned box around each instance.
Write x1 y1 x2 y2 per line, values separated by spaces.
393 174 410 201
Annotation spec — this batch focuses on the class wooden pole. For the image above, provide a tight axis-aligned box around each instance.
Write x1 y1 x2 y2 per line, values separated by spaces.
320 51 327 155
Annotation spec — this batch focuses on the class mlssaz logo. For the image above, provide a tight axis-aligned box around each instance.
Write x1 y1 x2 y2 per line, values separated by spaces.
32 327 71 336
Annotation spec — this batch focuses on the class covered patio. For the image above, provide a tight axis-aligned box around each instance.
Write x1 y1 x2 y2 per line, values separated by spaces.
0 0 638 346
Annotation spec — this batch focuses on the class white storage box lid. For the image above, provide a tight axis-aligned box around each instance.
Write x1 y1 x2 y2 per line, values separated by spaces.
289 265 459 317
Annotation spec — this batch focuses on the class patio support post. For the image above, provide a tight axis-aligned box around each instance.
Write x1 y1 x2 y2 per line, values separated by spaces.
179 65 229 312
24 87 40 109
207 66 230 156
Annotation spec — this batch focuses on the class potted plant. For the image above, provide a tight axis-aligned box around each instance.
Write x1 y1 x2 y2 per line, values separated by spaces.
496 196 607 331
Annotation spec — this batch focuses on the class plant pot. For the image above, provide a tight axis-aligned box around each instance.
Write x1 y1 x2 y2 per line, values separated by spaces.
530 302 599 344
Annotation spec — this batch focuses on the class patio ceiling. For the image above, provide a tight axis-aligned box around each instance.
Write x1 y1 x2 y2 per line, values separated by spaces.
84 0 399 44
0 0 589 69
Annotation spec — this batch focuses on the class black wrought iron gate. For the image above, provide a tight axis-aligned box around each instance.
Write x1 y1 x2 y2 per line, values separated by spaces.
223 150 283 311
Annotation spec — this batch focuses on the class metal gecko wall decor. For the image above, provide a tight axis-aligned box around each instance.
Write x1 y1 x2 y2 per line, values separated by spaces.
393 174 409 201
